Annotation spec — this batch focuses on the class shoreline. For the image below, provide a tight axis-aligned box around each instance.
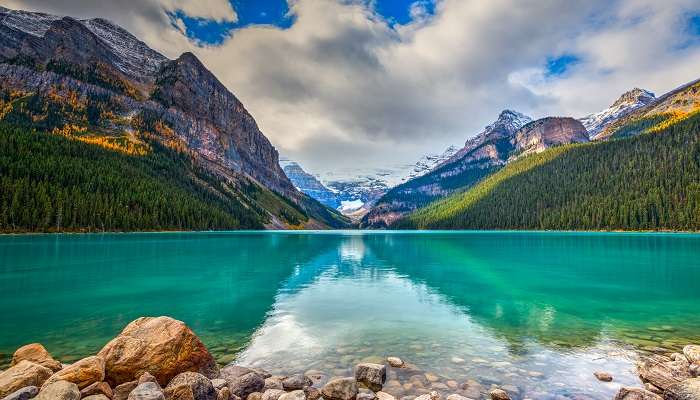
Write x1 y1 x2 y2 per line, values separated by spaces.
1 317 698 400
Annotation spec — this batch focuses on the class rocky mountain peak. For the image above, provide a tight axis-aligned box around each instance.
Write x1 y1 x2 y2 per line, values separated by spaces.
512 117 588 158
611 88 655 108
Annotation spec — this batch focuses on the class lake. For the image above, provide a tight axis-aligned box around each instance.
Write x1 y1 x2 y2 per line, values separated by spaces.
1 231 699 399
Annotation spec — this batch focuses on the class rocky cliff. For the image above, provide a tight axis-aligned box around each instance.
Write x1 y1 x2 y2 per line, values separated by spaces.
511 117 589 158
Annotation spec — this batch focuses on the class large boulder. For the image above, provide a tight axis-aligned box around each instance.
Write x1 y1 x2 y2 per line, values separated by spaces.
98 317 218 386
35 380 80 400
685 346 700 364
165 372 216 400
0 360 53 398
614 387 663 400
11 344 62 372
638 357 691 390
219 366 264 400
0 386 38 400
42 355 105 390
127 382 165 400
354 363 386 392
321 378 357 400
665 378 700 400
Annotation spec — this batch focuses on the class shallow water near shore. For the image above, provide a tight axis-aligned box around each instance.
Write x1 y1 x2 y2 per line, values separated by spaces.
1 231 699 399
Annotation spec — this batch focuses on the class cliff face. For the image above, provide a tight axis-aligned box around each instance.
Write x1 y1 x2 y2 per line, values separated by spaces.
511 117 589 158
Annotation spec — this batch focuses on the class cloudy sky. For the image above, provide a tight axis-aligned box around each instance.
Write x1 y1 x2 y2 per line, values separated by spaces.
6 0 700 175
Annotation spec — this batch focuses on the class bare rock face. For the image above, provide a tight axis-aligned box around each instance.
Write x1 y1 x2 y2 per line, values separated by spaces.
320 378 358 400
665 377 700 400
614 387 663 400
512 117 589 158
42 355 105 390
98 316 218 387
0 360 53 398
11 343 62 372
35 380 81 400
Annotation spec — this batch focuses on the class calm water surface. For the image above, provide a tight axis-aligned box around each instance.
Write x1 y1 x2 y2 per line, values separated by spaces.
1 231 699 399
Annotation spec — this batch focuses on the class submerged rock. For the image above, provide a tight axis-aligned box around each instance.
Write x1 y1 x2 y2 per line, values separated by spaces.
98 316 218 386
386 358 404 368
488 389 510 400
355 363 386 392
593 371 613 382
11 344 62 372
321 378 358 400
36 380 80 400
0 360 53 398
42 355 105 390
614 387 663 400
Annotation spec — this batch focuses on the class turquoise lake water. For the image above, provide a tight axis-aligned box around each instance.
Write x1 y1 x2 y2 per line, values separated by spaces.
1 231 699 399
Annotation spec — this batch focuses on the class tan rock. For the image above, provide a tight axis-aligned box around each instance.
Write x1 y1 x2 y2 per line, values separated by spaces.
613 387 663 400
638 357 691 390
665 377 700 400
321 378 358 400
42 356 105 390
84 395 111 400
164 371 216 400
0 360 53 398
11 343 62 372
113 381 139 400
376 392 396 400
217 387 232 400
386 358 404 368
684 346 700 364
594 371 613 382
81 381 114 398
489 389 510 400
36 380 80 400
98 316 218 386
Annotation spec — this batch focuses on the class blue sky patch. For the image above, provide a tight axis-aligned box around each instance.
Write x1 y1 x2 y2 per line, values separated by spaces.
545 54 580 76
372 0 436 25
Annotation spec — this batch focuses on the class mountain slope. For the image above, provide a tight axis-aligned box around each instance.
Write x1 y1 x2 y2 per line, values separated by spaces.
395 110 700 231
280 159 341 209
0 6 349 230
362 110 534 227
580 88 655 138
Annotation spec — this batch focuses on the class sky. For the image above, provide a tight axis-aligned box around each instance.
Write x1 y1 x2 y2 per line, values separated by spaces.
5 0 700 176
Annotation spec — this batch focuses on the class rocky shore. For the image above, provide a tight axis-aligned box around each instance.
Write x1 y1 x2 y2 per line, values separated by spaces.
0 317 698 400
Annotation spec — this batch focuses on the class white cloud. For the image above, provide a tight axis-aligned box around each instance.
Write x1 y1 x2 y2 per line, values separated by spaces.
5 0 700 176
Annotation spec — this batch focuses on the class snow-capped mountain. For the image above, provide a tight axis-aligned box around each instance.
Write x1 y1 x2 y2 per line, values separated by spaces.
580 88 656 139
402 145 460 182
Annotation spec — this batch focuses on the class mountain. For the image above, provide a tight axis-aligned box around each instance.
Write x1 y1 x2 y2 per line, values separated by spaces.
511 117 588 158
403 145 460 181
580 88 655 138
279 158 340 209
0 6 349 231
362 110 534 227
395 107 700 231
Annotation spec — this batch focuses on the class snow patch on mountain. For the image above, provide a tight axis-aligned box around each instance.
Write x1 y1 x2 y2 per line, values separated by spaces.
0 6 60 36
580 88 655 139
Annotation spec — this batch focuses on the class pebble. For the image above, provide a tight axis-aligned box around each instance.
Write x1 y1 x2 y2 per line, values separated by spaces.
593 371 613 382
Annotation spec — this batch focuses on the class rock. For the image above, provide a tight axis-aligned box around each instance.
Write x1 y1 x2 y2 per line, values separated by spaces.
261 389 285 400
446 395 473 400
113 381 138 400
321 378 358 400
35 380 80 400
165 372 216 400
212 380 228 390
488 389 510 400
375 392 396 400
355 364 386 392
84 396 111 400
248 392 263 400
81 381 113 398
303 386 320 400
263 378 283 391
386 358 404 368
593 371 613 382
644 383 663 395
219 366 264 400
665 377 700 400
163 385 195 400
638 358 691 390
127 382 165 400
613 387 663 400
251 370 272 380
0 386 38 400
217 387 231 400
414 391 439 400
0 360 53 398
357 392 376 400
139 372 158 385
450 357 465 364
278 390 305 400
423 374 439 383
691 363 700 378
11 344 62 372
42 355 105 390
282 375 312 390
98 317 218 386
685 346 700 364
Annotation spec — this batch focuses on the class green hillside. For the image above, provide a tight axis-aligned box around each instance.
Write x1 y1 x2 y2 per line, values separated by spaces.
395 112 700 231
0 123 314 232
